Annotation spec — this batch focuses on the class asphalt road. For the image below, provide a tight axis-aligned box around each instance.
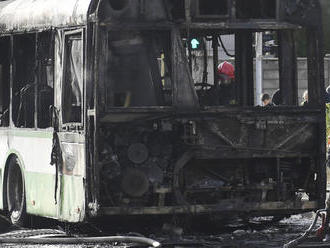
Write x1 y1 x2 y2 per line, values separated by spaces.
0 213 323 248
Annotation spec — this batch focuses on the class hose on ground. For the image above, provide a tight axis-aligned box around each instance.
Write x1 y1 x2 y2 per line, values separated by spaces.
0 236 161 247
283 209 327 248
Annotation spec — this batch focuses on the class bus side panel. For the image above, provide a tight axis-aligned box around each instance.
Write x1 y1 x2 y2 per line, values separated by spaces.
58 174 85 222
58 134 86 222
25 172 57 217
2 129 86 222
53 28 87 222
7 130 58 218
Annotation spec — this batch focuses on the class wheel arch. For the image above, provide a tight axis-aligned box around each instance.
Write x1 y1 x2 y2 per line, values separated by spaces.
3 152 26 211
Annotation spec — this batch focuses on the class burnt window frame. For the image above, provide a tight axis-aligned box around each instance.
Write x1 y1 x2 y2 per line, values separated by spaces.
36 31 55 129
7 31 55 130
61 28 85 129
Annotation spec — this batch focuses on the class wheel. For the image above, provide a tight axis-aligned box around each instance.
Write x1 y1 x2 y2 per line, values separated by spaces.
7 157 26 226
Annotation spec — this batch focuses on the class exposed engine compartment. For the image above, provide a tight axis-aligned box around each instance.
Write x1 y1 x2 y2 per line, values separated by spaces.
99 122 177 207
98 116 319 211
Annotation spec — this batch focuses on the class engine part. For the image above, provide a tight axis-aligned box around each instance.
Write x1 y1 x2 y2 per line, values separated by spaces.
102 159 121 180
127 143 149 164
121 168 150 197
147 165 164 184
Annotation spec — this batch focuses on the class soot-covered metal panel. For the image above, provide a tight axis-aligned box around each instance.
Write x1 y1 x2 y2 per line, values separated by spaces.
0 0 92 33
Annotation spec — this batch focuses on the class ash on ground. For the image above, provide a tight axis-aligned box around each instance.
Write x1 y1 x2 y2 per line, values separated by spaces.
0 213 322 248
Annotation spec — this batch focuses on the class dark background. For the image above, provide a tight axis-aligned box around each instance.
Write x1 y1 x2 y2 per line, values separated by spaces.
321 0 330 55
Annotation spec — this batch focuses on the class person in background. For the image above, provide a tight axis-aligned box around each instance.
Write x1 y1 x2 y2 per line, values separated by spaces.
261 93 273 107
301 90 308 106
216 61 236 105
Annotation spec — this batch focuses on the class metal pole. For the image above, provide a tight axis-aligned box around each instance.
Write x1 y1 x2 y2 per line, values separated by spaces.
212 36 219 86
256 32 263 106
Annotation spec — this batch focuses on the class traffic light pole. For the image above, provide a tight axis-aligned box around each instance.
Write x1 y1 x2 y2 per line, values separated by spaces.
256 32 263 106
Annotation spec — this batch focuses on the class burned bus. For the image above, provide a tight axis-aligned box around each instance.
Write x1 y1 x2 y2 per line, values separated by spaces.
0 0 326 225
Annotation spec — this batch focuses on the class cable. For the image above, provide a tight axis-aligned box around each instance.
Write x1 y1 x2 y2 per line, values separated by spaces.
202 38 208 85
218 36 235 58
0 236 161 247
283 209 327 248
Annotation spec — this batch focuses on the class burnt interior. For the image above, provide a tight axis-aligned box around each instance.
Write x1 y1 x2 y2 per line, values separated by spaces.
36 31 54 129
106 31 171 107
0 32 54 129
13 34 36 128
90 0 325 215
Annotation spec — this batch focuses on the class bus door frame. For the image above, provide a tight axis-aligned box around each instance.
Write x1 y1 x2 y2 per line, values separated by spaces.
53 27 87 221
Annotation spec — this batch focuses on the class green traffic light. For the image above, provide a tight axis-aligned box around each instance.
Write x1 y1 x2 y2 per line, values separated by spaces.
191 38 200 49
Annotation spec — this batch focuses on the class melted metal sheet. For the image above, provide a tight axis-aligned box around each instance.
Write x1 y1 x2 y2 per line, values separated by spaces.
0 0 92 33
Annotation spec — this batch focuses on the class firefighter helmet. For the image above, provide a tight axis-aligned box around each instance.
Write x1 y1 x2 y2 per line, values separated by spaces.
217 61 235 80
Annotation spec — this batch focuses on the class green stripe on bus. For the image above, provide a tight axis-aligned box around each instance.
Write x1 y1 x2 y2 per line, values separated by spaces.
0 129 54 139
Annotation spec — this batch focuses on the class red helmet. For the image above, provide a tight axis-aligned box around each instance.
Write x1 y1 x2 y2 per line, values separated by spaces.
217 61 235 80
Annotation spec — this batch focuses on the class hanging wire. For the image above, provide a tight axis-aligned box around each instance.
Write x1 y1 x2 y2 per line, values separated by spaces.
218 35 235 57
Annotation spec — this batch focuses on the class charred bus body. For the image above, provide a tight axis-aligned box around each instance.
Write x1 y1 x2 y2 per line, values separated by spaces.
92 0 326 218
0 0 325 224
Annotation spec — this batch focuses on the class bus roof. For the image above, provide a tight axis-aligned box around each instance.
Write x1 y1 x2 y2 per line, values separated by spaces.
0 0 92 33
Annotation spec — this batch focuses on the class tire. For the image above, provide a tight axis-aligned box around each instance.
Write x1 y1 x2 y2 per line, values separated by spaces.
7 158 26 226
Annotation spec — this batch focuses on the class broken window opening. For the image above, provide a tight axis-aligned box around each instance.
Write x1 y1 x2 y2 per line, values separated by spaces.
0 37 10 127
37 31 54 128
106 31 172 108
12 34 36 128
186 29 306 108
189 34 239 106
62 32 83 124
